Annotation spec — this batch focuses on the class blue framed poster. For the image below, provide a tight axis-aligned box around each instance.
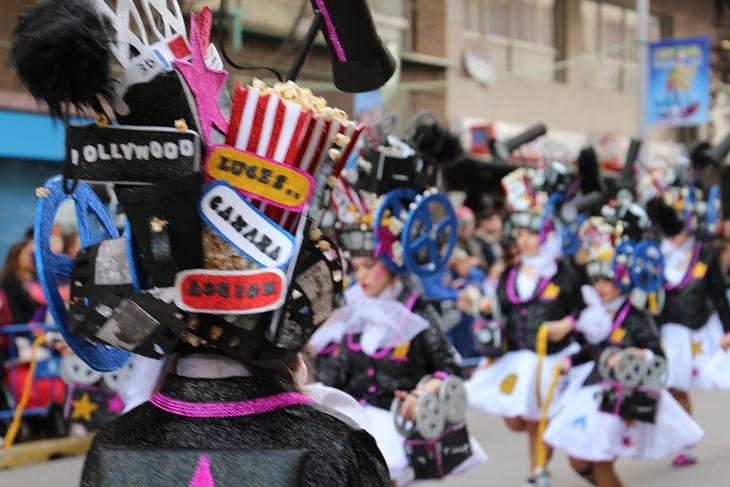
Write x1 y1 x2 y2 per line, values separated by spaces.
647 36 710 127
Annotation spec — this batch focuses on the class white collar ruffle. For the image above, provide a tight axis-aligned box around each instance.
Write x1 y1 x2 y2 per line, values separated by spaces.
576 286 627 344
309 281 429 356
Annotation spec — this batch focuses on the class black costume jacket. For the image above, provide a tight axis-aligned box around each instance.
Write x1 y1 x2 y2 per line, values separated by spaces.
570 301 664 387
657 241 730 333
325 288 459 411
496 260 584 355
81 374 391 487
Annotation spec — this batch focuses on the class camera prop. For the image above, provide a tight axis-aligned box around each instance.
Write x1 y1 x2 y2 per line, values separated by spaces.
391 375 472 479
472 319 503 358
596 347 668 423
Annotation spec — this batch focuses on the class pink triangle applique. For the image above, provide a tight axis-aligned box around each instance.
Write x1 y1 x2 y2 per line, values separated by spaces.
189 454 216 487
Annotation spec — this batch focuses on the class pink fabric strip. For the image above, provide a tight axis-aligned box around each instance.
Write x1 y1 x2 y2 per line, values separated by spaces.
318 342 339 356
664 242 701 291
607 301 632 344
314 0 347 62
150 391 314 418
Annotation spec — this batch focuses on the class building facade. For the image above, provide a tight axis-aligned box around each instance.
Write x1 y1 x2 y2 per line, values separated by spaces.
0 0 723 258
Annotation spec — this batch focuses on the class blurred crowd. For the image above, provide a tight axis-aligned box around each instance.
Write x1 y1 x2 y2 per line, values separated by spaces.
3 205 730 443
422 204 730 366
0 226 79 442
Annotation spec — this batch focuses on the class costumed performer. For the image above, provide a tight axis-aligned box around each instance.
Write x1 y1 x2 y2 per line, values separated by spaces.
311 140 487 485
466 162 591 487
11 0 399 484
544 210 703 487
641 145 730 467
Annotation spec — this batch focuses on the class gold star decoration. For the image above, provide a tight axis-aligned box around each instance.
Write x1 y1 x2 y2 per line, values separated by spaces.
691 340 704 357
71 393 99 422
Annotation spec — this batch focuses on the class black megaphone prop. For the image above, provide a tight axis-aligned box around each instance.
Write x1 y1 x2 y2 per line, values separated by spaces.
489 124 547 164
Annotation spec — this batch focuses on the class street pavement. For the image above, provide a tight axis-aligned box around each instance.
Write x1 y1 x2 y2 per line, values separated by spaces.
2 389 729 486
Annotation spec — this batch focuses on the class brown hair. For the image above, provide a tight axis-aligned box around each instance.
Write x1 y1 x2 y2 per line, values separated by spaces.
0 239 32 283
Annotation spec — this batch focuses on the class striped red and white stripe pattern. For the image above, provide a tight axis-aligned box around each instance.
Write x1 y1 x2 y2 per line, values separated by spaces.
225 81 363 232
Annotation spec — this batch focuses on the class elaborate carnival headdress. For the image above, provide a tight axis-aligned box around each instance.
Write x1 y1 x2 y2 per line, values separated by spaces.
501 146 606 254
640 138 730 237
332 112 461 277
581 195 661 294
13 0 395 371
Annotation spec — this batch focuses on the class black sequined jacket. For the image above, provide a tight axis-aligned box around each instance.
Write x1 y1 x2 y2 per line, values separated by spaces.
496 260 584 355
657 241 730 333
80 374 391 487
325 289 460 411
570 302 665 387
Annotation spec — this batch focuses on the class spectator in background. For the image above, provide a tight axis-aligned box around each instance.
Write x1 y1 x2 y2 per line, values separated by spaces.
456 206 494 271
421 247 486 364
63 231 81 258
0 238 40 324
1 237 68 440
475 209 505 262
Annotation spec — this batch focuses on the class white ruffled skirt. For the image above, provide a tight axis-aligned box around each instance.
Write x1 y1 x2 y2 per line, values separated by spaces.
543 384 704 461
704 347 730 389
661 313 724 391
364 404 488 485
465 343 590 421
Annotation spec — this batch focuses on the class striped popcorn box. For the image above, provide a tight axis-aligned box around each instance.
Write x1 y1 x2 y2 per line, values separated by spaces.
225 80 312 168
279 119 364 232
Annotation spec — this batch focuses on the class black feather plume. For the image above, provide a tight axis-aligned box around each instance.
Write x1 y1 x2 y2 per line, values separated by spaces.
11 0 115 121
577 147 604 194
411 124 463 163
646 196 685 237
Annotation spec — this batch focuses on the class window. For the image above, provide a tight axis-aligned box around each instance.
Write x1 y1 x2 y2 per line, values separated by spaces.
515 1 536 42
465 0 483 33
581 0 667 92
540 1 554 46
463 0 556 81
488 0 510 37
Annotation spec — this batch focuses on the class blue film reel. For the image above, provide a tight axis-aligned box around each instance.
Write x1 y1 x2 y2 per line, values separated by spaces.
631 239 663 293
612 240 635 292
561 214 586 257
707 184 721 236
401 191 457 277
684 184 697 232
35 176 131 371
373 188 417 272
538 193 564 241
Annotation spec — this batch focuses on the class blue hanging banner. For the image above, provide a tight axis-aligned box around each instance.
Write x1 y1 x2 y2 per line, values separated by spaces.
647 36 710 128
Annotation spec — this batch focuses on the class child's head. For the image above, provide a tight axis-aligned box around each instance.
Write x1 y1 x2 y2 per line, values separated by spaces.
350 256 396 297
591 276 623 303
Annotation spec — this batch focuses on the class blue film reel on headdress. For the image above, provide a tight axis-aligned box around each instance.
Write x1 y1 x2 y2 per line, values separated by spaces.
35 176 131 371
561 213 586 257
538 193 564 242
707 184 721 235
684 184 697 232
612 240 635 292
630 239 663 293
373 187 417 272
401 190 457 277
